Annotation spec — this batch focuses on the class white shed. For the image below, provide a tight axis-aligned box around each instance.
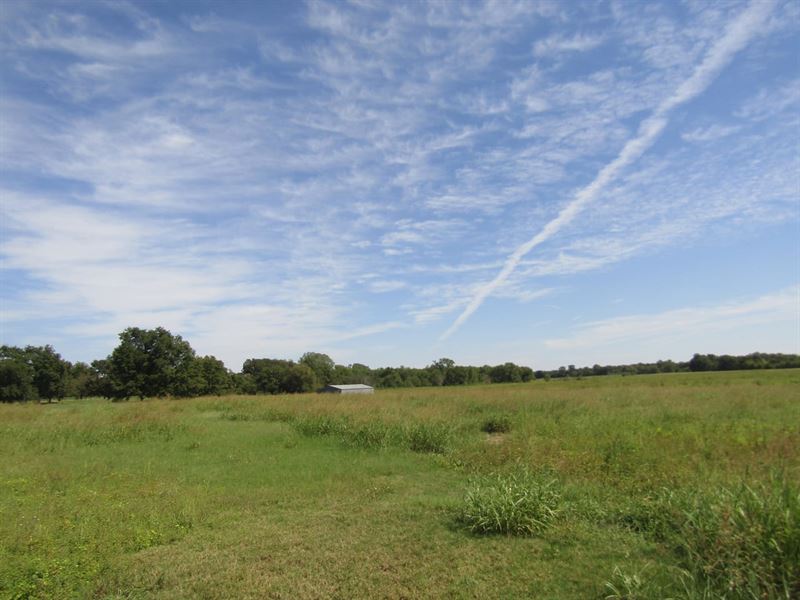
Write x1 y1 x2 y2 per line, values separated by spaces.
321 384 374 394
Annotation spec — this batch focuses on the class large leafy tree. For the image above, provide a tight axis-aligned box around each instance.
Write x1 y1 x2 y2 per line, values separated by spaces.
66 362 94 398
299 352 335 387
242 358 292 394
0 352 36 402
489 362 523 383
282 363 316 393
331 363 374 385
88 359 116 398
172 355 232 397
0 345 68 402
105 327 196 400
27 345 69 401
195 355 233 395
241 358 316 394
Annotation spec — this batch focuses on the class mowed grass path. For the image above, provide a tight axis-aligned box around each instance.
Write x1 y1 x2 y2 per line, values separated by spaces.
1 370 798 598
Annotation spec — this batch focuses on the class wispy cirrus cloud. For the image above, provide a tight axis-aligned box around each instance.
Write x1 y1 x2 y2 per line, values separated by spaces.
1 0 797 368
440 0 778 341
681 124 740 142
533 33 606 57
545 286 799 350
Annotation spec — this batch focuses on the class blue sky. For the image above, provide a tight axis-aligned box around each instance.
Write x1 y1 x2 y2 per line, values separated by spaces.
1 0 798 371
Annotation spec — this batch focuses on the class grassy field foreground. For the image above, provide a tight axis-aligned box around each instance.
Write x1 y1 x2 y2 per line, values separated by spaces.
1 370 798 599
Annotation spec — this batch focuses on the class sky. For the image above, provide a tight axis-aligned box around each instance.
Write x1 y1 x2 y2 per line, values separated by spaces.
1 0 798 371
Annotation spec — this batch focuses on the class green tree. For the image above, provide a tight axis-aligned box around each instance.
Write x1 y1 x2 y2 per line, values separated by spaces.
66 361 94 398
689 353 714 372
241 358 315 394
0 353 36 402
283 363 316 393
0 345 69 402
490 362 522 383
332 364 353 384
433 358 455 371
233 372 257 395
299 352 335 387
27 345 69 401
349 363 373 385
242 358 291 394
519 366 534 382
442 366 464 386
104 327 197 400
192 356 233 396
88 359 117 398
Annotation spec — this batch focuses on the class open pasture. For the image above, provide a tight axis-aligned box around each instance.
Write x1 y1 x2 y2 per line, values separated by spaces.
1 370 798 599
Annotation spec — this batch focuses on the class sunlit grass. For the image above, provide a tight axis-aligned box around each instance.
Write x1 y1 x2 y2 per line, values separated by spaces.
1 369 798 598
456 467 562 535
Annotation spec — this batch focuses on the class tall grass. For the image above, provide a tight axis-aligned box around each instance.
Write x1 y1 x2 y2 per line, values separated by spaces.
618 475 800 598
404 421 453 454
291 413 454 453
456 467 562 535
1 370 798 598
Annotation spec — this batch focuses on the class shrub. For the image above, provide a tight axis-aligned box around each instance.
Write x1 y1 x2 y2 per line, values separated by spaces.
456 468 561 535
481 415 512 434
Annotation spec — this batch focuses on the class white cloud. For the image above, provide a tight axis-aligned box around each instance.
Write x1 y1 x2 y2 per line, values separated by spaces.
735 78 800 121
441 0 777 340
369 280 406 293
1 0 796 369
681 124 740 142
533 33 605 57
545 286 799 350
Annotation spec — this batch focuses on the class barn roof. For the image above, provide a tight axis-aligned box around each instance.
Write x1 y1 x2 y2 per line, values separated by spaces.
326 384 374 390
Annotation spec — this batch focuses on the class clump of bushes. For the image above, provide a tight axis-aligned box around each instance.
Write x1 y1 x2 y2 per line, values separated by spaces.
618 475 800 598
481 415 512 434
456 468 561 536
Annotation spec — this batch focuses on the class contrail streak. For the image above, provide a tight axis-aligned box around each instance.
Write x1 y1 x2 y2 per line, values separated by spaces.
440 0 775 341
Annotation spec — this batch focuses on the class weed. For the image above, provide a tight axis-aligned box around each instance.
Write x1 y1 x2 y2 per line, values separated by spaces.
618 475 800 598
602 564 671 600
481 415 512 434
340 421 395 450
404 422 452 454
456 467 561 535
294 414 348 438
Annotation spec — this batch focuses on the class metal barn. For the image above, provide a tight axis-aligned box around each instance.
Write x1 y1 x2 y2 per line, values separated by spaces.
321 384 374 395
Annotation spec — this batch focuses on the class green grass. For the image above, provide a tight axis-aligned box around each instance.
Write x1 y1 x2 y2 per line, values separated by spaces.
455 467 562 536
1 369 798 598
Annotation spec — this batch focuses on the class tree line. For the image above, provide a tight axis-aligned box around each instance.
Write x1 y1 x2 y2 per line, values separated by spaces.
532 352 800 380
1 326 798 402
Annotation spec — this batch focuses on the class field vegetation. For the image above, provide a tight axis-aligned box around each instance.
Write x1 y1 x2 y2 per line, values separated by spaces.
1 369 798 598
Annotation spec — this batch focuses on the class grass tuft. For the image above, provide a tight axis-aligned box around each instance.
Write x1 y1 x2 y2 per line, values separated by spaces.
404 422 452 454
602 565 660 600
456 467 561 536
481 415 512 434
